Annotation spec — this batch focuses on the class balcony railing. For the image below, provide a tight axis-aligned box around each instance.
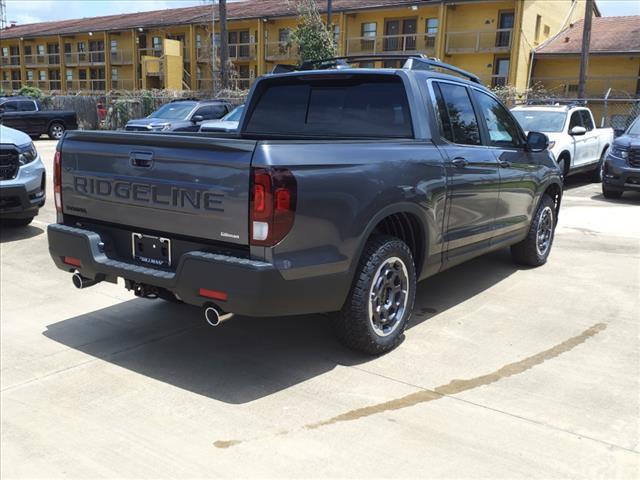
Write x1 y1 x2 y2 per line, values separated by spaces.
265 41 299 61
24 53 60 66
531 76 640 98
64 51 105 65
196 77 252 91
67 79 107 91
196 42 257 62
139 48 163 58
23 80 63 91
1 55 21 66
110 50 134 64
110 78 135 90
478 74 509 88
346 34 437 56
0 80 22 92
445 28 512 54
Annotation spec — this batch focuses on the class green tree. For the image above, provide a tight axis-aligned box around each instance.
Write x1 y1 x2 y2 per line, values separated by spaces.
18 85 44 99
290 0 337 64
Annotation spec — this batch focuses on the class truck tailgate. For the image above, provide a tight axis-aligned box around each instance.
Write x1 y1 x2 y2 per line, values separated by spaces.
59 131 256 245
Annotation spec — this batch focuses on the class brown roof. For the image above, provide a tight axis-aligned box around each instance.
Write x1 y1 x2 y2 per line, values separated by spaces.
536 15 640 55
0 0 435 40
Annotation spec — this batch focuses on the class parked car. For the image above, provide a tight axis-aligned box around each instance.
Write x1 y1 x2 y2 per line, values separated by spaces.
125 100 232 132
200 105 245 133
0 124 46 226
47 56 562 355
601 115 640 199
511 105 613 180
0 96 78 140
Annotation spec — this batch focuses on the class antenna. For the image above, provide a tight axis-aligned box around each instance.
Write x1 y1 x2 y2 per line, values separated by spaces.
0 0 7 30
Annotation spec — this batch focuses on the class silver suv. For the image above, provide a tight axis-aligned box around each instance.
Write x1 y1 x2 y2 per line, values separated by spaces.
0 125 46 226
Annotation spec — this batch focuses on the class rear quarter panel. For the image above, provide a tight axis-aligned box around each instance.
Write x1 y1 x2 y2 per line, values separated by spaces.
252 140 447 284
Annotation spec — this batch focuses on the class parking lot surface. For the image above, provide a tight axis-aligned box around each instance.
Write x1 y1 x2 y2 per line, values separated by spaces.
1 140 639 478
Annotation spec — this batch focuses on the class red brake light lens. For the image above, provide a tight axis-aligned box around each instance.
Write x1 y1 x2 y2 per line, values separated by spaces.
250 168 296 246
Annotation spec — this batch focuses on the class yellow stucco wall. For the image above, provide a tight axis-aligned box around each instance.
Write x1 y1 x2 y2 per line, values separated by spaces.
1 0 631 96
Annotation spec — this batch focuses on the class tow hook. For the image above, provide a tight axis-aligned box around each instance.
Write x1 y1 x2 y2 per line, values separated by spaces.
204 304 234 327
72 273 100 289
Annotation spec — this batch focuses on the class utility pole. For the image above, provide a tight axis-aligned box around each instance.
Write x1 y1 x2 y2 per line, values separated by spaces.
219 0 229 90
577 0 594 100
211 0 217 94
327 0 333 31
0 0 7 30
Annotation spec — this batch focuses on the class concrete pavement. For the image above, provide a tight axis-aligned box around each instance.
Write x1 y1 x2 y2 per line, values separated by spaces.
1 140 639 478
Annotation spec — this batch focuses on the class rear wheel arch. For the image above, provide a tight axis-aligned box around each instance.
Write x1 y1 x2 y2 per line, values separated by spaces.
354 205 428 279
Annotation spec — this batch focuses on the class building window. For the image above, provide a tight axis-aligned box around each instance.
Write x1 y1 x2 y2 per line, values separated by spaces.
78 42 86 53
111 68 118 80
1 47 8 57
362 22 377 38
37 45 45 55
333 24 340 45
196 66 202 79
24 45 32 56
27 70 34 81
39 70 47 81
543 25 551 38
196 34 202 49
278 28 290 44
111 40 118 53
426 18 438 48
2 70 8 81
492 57 510 87
535 15 542 43
79 69 87 80
66 69 73 81
152 37 162 50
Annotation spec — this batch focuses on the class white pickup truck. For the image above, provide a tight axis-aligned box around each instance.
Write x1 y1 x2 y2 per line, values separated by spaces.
511 105 614 181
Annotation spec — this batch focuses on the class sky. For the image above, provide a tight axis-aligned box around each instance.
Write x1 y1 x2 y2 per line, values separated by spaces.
5 0 640 25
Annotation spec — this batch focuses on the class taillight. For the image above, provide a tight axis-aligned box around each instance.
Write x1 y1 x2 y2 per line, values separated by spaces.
250 168 296 246
54 150 62 214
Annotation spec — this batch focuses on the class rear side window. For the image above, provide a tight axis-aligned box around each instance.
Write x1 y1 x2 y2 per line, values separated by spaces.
579 110 594 131
433 82 481 146
245 76 413 138
18 101 36 112
195 104 227 120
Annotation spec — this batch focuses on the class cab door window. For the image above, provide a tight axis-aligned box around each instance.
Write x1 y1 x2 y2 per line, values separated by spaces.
473 90 523 148
568 111 583 130
433 82 481 146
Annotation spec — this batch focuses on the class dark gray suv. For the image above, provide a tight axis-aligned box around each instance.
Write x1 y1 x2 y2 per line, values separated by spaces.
125 99 232 132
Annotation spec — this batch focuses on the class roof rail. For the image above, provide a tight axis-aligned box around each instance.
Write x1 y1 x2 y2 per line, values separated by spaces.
272 54 481 84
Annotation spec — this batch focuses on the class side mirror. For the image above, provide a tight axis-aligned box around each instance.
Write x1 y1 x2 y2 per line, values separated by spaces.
569 126 587 136
191 115 204 124
526 131 549 152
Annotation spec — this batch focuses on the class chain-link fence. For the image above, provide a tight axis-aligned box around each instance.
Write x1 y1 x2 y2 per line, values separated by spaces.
44 90 247 131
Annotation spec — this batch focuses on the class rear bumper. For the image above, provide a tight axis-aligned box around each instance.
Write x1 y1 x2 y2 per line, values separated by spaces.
47 224 349 317
603 155 640 192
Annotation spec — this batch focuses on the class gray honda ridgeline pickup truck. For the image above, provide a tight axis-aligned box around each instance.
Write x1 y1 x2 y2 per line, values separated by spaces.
48 56 562 355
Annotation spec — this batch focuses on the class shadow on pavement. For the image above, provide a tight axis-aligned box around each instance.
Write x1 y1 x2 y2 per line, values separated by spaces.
590 192 640 204
0 224 44 243
562 174 596 191
44 249 519 404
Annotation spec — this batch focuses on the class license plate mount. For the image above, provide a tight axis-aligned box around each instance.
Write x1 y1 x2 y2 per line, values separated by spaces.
132 233 171 268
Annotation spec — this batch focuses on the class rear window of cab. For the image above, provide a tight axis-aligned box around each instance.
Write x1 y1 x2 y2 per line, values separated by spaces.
245 75 413 139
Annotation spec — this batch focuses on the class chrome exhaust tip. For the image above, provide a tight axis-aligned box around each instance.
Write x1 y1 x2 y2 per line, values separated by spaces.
72 272 99 289
204 304 234 327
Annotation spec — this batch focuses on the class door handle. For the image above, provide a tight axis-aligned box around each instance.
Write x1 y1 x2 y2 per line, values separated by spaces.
451 157 468 168
130 151 154 168
499 160 512 168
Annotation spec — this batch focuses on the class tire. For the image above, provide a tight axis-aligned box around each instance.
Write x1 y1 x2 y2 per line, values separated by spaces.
511 195 556 267
48 122 65 140
3 217 34 227
333 235 416 355
591 150 607 183
557 155 569 179
602 185 623 199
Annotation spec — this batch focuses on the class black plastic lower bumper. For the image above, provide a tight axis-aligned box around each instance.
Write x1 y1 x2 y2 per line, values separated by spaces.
0 184 45 219
47 224 349 316
603 158 640 192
